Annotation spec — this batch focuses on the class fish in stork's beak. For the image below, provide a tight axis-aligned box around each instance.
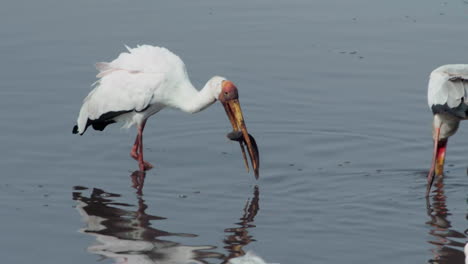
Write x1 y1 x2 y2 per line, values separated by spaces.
219 80 260 179
426 127 447 195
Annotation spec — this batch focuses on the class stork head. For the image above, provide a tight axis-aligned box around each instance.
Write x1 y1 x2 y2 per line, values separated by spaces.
215 78 260 179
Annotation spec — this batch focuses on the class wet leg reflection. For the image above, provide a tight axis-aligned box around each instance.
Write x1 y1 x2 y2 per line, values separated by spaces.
130 170 146 195
223 186 266 264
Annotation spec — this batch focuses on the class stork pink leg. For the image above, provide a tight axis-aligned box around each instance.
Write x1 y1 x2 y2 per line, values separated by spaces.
130 134 140 160
130 120 154 171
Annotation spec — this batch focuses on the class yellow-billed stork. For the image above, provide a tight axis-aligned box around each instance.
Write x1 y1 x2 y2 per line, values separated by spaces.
427 64 468 194
73 45 259 177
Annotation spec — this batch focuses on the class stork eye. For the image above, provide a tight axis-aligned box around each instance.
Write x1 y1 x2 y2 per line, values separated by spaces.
224 92 229 95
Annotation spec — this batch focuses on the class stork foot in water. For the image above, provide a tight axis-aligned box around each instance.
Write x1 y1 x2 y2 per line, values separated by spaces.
130 153 154 171
130 146 154 171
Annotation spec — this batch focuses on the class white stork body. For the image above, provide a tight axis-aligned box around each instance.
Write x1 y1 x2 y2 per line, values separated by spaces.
73 45 259 175
75 45 224 135
426 64 468 194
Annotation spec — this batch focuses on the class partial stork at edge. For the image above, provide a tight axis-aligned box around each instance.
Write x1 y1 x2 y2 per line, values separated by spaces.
73 45 259 177
427 64 468 195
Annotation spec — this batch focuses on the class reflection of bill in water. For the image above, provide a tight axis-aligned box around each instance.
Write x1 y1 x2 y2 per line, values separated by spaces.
223 186 268 264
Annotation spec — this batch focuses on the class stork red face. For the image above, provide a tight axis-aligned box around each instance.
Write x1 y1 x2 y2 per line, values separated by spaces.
426 127 447 194
219 80 260 178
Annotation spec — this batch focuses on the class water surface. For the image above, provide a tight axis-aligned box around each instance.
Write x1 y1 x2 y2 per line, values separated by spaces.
0 0 467 263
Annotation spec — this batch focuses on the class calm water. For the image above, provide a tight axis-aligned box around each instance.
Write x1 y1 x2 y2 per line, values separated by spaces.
1 0 467 263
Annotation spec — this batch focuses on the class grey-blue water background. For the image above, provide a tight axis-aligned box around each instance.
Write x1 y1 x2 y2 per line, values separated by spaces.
0 0 467 263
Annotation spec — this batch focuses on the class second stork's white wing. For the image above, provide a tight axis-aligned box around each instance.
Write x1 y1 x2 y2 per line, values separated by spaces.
428 64 468 108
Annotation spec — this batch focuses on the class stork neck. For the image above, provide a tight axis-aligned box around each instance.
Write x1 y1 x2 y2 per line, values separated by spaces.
176 80 217 114
433 113 460 140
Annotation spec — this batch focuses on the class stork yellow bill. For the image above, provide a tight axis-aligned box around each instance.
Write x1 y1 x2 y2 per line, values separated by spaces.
219 81 260 179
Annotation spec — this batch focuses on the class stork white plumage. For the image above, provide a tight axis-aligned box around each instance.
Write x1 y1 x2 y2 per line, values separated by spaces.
464 243 468 264
426 64 468 194
73 45 259 176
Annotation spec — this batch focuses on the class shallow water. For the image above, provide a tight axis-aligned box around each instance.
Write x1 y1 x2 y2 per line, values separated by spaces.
1 0 467 263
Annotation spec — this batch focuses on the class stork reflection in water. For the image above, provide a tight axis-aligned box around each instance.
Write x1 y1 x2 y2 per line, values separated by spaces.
222 186 263 264
73 185 267 264
425 177 467 264
73 187 222 263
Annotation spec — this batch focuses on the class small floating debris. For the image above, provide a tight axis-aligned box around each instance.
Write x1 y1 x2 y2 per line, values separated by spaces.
336 50 364 60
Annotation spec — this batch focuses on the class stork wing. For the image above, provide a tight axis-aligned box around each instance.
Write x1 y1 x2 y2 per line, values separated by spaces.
428 64 468 117
75 69 164 135
74 45 188 135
